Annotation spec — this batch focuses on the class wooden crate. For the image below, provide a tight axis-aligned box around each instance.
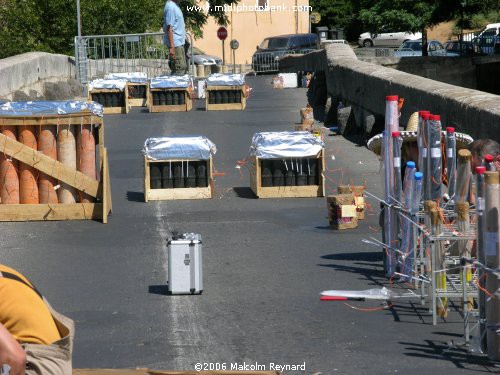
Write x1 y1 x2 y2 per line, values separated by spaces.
148 87 192 112
205 85 246 111
75 370 282 375
327 194 358 230
88 87 129 115
249 151 325 198
126 82 149 107
144 157 213 201
338 185 365 219
0 113 112 223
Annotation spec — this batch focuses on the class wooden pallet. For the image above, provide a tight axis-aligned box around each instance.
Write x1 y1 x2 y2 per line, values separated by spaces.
147 87 192 112
88 87 129 115
0 113 112 223
126 82 149 107
205 85 246 111
249 151 325 198
144 157 213 201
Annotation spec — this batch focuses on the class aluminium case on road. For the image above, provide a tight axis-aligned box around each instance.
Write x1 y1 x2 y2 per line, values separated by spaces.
167 233 203 295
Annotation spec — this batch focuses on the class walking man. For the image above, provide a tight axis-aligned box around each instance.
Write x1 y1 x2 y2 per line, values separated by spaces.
164 0 188 75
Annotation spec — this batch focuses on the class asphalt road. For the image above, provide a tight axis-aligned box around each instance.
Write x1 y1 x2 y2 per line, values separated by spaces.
2 76 497 374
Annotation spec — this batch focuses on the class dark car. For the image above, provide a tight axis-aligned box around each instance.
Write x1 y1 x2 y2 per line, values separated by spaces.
252 33 320 73
444 40 475 56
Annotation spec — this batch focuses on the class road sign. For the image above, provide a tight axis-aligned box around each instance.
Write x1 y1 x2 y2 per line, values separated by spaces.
217 26 228 41
230 39 239 50
310 12 321 24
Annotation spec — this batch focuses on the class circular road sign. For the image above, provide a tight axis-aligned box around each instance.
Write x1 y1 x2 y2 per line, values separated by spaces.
310 12 321 24
217 26 228 41
230 39 239 50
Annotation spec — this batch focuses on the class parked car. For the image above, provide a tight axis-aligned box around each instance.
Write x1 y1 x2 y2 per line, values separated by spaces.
393 39 446 57
358 30 421 47
444 40 475 56
252 33 320 73
187 47 222 65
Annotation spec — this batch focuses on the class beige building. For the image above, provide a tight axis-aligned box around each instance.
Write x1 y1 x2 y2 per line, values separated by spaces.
192 0 311 65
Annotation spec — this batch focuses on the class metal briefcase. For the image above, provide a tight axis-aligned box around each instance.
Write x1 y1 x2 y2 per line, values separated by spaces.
167 233 203 294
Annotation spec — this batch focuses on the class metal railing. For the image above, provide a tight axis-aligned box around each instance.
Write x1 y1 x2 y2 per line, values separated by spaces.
252 48 319 73
74 32 194 84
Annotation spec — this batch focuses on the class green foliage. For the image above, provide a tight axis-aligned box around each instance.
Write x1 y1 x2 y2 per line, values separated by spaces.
310 0 499 42
310 0 354 28
0 0 238 59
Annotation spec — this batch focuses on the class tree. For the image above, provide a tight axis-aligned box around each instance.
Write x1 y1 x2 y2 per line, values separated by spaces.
355 0 499 55
0 0 239 59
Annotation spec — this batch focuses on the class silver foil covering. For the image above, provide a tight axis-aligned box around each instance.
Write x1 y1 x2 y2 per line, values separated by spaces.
104 72 148 83
0 100 103 117
249 131 324 159
142 136 217 161
150 75 192 89
206 73 245 86
88 79 127 90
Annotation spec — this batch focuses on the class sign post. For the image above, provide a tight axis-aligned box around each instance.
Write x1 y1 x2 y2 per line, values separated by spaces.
217 26 228 65
230 39 239 73
309 12 321 34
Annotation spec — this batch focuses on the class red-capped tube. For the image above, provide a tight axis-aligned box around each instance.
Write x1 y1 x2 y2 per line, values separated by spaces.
429 114 441 121
386 95 398 101
446 127 455 133
419 110 430 117
484 154 494 163
476 166 486 174
392 131 400 137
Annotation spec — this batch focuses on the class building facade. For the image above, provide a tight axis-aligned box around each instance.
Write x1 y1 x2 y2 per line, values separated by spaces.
192 0 311 65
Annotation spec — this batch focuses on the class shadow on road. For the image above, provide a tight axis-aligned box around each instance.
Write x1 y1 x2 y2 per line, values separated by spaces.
232 187 257 199
148 285 169 296
126 191 145 202
321 251 383 262
399 339 496 371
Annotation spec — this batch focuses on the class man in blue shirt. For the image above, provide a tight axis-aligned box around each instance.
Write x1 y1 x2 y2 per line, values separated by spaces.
164 0 187 75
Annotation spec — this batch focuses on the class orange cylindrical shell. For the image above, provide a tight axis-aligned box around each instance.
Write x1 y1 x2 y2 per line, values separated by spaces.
38 125 58 204
0 126 20 204
57 126 77 203
77 125 96 203
19 126 39 204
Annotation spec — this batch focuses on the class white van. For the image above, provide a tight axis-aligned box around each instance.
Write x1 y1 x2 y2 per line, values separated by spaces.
473 23 500 54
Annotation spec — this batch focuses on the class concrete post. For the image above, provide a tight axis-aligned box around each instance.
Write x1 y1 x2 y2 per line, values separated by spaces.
196 65 204 78
222 65 229 74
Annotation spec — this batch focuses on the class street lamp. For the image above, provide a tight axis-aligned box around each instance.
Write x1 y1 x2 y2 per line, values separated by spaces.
77 0 82 37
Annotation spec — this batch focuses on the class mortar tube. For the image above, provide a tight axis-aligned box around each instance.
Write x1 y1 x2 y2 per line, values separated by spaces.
484 154 497 172
428 115 442 202
421 113 431 200
475 166 487 352
456 149 472 203
484 171 500 361
400 163 416 281
446 127 457 203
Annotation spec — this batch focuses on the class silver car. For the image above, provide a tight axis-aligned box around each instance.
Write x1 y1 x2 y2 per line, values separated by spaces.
358 30 422 47
188 47 222 65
